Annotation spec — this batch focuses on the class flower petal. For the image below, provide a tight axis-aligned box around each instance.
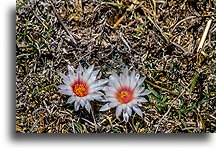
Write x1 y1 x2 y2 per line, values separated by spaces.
123 112 129 122
126 106 132 116
125 75 130 87
132 106 143 117
86 70 99 85
74 99 81 111
85 101 91 113
97 79 108 86
85 93 102 101
121 104 127 110
107 97 117 102
109 73 121 89
105 90 116 98
59 72 68 80
99 104 111 111
134 87 146 98
107 86 118 94
59 72 71 85
66 96 76 104
76 63 84 78
122 67 128 76
130 78 137 90
135 73 140 80
80 99 85 107
59 89 73 96
136 87 144 94
137 97 148 103
92 94 103 100
116 105 122 117
130 70 135 79
119 73 126 87
109 102 120 108
67 65 75 78
110 72 119 80
137 77 145 87
139 90 151 96
58 85 71 90
90 70 99 78
82 65 94 81
93 86 104 92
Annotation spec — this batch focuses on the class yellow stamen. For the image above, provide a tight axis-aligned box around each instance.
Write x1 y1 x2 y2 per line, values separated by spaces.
118 90 132 104
120 91 128 98
73 84 87 97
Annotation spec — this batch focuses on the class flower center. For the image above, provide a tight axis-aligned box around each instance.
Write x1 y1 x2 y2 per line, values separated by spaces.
118 90 132 104
72 83 88 97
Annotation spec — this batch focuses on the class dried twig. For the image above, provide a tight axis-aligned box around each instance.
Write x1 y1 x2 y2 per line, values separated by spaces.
171 16 197 32
114 14 126 28
155 89 185 133
43 100 51 115
49 1 77 45
32 11 48 30
197 19 212 52
146 16 169 44
90 105 98 131
29 119 39 133
72 49 95 65
144 79 179 96
155 106 172 133
171 41 194 55
120 32 131 50
152 0 157 18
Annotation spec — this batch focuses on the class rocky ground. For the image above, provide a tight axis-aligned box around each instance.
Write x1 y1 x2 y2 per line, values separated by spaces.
16 0 215 133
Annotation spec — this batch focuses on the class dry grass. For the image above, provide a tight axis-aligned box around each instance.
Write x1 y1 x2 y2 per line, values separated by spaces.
16 0 215 133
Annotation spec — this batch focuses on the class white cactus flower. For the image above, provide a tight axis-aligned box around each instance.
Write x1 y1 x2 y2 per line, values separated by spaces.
100 68 151 122
58 64 107 113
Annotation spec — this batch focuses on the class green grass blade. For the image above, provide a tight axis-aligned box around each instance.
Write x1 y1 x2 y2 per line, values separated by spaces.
189 72 199 93
16 0 30 11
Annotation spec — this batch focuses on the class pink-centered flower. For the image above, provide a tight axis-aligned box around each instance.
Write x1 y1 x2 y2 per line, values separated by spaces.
99 68 151 122
58 64 107 113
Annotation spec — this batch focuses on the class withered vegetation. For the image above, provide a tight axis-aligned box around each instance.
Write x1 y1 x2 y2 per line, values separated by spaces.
16 0 215 133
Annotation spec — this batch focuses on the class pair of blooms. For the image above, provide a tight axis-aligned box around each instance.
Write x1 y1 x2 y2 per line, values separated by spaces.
58 64 151 122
